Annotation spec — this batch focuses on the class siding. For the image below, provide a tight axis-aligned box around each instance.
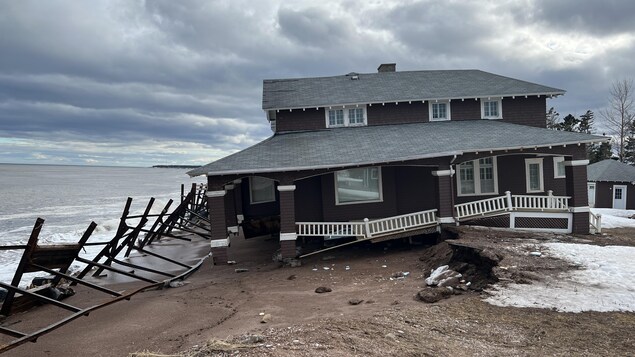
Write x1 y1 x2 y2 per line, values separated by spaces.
501 96 546 128
594 181 635 209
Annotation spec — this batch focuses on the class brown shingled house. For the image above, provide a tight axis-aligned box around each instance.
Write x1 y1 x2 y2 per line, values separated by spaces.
189 64 608 264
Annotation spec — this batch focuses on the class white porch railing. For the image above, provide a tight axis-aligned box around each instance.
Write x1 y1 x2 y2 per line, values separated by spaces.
296 221 366 237
296 209 438 240
513 191 569 211
589 211 602 234
365 209 438 238
455 191 570 221
455 195 509 220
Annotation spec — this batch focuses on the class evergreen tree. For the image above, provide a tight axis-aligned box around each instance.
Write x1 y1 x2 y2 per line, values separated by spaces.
624 122 635 165
558 114 580 132
546 107 560 129
578 110 594 134
589 141 613 163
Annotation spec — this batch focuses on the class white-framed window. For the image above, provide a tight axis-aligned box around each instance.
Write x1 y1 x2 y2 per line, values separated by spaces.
325 105 367 128
481 98 502 119
249 176 275 204
553 156 566 178
457 157 498 196
429 101 451 121
525 158 544 193
335 167 382 205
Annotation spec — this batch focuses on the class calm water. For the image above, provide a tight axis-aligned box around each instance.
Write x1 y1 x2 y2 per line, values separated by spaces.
0 164 205 285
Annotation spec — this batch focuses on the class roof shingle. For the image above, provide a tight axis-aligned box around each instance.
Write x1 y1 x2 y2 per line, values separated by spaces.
588 159 635 182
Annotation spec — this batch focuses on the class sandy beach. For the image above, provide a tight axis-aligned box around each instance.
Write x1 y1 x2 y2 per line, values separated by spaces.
2 227 635 356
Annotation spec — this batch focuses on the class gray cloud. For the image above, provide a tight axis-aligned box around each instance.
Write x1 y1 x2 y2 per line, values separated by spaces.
0 0 633 166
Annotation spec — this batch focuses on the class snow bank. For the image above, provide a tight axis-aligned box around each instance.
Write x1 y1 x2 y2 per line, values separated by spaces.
484 243 635 312
591 208 635 229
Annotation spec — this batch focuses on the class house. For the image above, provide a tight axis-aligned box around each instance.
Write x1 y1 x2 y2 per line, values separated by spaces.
587 159 635 209
188 64 608 264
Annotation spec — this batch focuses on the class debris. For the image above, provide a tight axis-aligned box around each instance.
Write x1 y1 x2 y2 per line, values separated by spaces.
315 286 332 293
312 266 318 271
287 274 297 280
321 255 336 261
168 280 188 288
385 332 397 340
323 267 330 270
530 251 543 257
345 266 350 271
425 265 462 287
227 260 237 265
381 265 387 268
261 313 272 323
259 312 265 316
235 268 249 273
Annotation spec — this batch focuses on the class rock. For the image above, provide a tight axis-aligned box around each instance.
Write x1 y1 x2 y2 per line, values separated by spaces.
240 334 265 344
287 274 297 280
416 288 453 303
348 299 364 305
385 333 397 340
235 268 249 273
168 280 187 288
391 271 406 278
480 248 502 264
261 313 272 323
315 286 332 293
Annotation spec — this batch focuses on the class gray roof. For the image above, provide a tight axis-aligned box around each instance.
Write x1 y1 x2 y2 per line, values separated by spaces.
588 159 635 182
263 70 565 110
188 121 606 177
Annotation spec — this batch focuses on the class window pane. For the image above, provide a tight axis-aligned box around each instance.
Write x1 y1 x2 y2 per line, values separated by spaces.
328 110 344 126
432 103 447 119
529 163 541 191
557 161 566 177
459 161 475 194
479 158 495 193
349 108 364 124
484 101 499 117
251 177 275 203
615 188 622 199
336 167 381 203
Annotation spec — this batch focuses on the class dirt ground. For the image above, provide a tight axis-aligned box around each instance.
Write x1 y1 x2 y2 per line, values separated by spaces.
2 226 635 356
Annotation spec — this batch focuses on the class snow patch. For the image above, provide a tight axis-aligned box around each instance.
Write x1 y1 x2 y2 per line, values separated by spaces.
591 208 635 229
484 243 635 312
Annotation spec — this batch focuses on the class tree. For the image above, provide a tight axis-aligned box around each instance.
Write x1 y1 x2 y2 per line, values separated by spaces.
589 141 613 163
624 121 635 165
601 79 635 162
558 114 580 132
546 107 560 129
578 110 594 134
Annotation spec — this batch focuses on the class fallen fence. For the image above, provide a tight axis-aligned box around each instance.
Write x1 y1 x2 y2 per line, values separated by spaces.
0 183 210 354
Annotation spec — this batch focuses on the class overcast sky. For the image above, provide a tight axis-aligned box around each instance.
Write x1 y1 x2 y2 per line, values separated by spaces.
1 0 634 167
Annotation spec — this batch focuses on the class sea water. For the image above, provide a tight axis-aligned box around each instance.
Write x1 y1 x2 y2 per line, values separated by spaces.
0 164 205 285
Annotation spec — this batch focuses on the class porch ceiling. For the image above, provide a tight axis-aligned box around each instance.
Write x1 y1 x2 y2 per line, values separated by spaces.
188 120 607 177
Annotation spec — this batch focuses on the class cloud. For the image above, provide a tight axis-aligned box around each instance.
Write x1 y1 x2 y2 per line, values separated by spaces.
0 0 633 166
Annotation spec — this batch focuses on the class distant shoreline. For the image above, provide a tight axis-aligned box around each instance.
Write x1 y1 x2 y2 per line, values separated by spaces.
152 165 201 169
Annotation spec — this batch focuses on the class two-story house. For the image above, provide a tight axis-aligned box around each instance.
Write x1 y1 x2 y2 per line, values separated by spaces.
188 64 607 264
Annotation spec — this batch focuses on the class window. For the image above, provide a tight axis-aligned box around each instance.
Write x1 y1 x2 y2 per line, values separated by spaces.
325 105 367 128
553 157 566 178
481 98 502 119
457 157 498 196
429 101 451 121
250 176 275 204
525 158 544 193
335 167 382 204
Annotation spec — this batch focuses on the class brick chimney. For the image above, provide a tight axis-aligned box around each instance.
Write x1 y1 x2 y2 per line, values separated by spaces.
377 63 396 73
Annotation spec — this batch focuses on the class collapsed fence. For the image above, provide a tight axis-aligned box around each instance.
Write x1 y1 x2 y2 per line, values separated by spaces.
0 183 209 354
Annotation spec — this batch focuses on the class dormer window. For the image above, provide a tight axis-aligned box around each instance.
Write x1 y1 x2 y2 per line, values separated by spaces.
326 105 367 128
481 98 502 119
429 101 450 121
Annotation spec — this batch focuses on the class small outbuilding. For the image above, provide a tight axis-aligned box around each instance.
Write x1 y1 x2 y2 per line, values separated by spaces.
587 159 635 209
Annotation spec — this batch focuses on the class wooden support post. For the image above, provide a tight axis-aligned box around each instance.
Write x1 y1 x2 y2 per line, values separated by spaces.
1 218 44 316
124 198 155 257
138 199 173 249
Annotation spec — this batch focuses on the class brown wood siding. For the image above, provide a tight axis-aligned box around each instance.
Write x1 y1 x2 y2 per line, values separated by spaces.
367 102 427 125
208 196 226 241
449 100 480 121
501 96 546 128
395 166 438 214
295 175 324 221
572 212 589 234
565 165 588 207
276 108 325 132
321 166 399 221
